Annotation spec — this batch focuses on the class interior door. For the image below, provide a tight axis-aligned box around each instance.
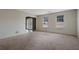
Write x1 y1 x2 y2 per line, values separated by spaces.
33 18 36 31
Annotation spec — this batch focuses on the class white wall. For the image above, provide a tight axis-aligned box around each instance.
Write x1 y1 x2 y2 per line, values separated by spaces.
36 10 77 36
77 10 79 38
0 9 28 38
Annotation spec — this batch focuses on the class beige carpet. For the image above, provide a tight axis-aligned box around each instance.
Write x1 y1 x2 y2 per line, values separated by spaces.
0 32 79 50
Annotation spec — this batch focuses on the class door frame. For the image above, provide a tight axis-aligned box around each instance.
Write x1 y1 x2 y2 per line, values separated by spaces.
25 17 36 31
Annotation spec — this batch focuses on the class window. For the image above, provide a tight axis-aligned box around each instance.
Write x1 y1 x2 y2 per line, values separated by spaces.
43 16 48 27
57 15 64 22
56 15 64 28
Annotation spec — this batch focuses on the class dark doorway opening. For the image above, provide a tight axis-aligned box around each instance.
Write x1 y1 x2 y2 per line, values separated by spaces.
25 17 36 32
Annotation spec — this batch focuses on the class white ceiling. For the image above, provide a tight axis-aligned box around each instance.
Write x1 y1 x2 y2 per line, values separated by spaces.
18 9 70 16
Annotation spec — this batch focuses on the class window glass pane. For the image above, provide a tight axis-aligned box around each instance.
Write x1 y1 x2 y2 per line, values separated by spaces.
57 15 64 22
44 16 48 22
43 16 48 27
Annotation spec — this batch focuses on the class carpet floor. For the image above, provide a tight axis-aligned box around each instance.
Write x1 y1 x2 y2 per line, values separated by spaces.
0 32 79 50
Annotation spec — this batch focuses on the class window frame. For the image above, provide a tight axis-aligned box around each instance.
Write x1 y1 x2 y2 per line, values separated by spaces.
57 15 64 22
56 15 64 28
42 16 48 28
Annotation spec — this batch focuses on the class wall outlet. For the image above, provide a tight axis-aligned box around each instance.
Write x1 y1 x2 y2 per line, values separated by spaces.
15 31 19 33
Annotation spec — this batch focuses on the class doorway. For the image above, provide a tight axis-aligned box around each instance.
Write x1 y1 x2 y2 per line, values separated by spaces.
25 17 36 32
